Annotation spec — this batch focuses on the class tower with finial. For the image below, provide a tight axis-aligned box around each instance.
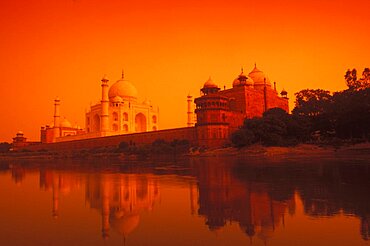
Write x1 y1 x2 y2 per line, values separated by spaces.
53 97 61 142
100 74 110 134
195 77 230 148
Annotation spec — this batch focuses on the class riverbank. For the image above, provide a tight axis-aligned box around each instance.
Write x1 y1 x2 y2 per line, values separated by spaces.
1 143 370 162
192 143 370 161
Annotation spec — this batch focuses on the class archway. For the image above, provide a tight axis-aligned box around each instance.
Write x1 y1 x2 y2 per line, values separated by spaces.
135 113 146 132
113 112 118 121
123 112 128 121
123 124 128 132
112 124 118 131
93 114 100 132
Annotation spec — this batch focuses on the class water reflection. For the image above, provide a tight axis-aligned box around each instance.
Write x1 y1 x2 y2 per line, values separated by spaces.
230 158 370 241
37 168 160 239
193 160 295 243
1 157 369 245
85 173 159 239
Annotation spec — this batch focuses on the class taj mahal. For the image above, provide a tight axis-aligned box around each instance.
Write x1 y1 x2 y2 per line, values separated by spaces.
40 71 159 143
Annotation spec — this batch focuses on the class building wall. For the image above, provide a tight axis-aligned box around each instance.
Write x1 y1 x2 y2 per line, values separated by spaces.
196 125 229 148
194 84 289 148
86 101 158 135
218 86 288 118
23 127 196 152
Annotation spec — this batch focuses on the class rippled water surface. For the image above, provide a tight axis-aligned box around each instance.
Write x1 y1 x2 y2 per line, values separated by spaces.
0 156 369 246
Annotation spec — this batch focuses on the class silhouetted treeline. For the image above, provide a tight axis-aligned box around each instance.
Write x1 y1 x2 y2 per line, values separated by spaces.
117 139 190 157
0 142 11 153
231 68 370 147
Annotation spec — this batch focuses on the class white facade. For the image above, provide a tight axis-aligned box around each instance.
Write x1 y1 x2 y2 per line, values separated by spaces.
41 73 159 143
85 74 159 136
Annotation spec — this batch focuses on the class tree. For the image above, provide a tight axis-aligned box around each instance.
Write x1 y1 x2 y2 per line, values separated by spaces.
118 141 129 151
0 142 11 152
293 89 332 117
231 129 255 148
331 88 370 139
345 68 358 90
231 108 307 147
292 89 334 137
345 68 370 91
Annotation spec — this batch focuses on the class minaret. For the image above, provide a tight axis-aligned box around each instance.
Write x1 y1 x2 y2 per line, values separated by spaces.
54 97 61 127
100 75 110 134
263 78 268 112
187 94 194 127
53 97 61 142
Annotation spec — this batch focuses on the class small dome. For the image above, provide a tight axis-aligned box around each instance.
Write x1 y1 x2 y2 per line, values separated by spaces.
203 77 218 88
233 70 254 87
248 65 271 86
142 98 151 105
233 78 241 87
108 78 138 100
17 131 24 135
60 118 72 128
111 96 123 103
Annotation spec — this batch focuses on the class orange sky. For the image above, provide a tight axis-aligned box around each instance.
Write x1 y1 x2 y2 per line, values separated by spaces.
0 0 369 142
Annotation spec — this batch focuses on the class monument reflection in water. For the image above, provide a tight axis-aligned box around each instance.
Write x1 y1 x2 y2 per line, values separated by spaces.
0 157 369 246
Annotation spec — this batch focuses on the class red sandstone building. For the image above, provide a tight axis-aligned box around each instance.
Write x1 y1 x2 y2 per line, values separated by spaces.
12 65 288 150
194 65 288 147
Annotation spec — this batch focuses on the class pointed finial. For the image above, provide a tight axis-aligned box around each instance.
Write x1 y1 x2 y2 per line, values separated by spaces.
241 67 244 74
121 69 124 79
101 74 109 82
254 62 257 68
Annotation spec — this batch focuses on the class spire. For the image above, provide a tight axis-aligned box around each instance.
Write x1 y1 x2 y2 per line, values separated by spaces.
254 62 257 68
101 74 109 82
121 69 124 79
241 67 244 74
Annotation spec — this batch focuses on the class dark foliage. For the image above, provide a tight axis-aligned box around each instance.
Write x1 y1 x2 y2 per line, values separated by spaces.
0 142 11 152
345 68 370 91
117 139 190 156
231 108 307 147
231 69 370 147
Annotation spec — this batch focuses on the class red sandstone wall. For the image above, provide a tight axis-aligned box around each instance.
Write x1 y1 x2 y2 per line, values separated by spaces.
23 127 197 152
245 89 265 118
265 89 289 112
196 125 230 148
218 87 247 113
221 86 289 118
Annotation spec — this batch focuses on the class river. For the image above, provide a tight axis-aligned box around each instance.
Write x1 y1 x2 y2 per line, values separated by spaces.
0 155 369 245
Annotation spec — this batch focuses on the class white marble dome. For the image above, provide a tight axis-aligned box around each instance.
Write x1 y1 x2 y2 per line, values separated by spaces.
108 78 138 100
